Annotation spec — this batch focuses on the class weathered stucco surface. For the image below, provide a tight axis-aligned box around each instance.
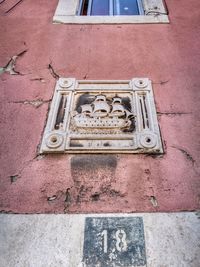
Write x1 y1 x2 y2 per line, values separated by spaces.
0 0 200 213
1 213 200 267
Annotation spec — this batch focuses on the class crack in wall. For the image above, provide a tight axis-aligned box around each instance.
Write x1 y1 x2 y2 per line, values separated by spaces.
0 50 27 75
30 77 46 83
48 62 60 79
9 98 51 108
152 80 169 85
171 146 195 165
157 112 192 116
9 155 45 184
145 154 164 159
42 188 72 213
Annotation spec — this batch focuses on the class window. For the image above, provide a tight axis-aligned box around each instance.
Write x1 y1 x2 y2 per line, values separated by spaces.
53 0 169 24
78 0 144 16
40 78 163 154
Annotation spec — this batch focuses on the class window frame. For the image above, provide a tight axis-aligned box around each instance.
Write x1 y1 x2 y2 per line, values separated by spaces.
53 0 169 24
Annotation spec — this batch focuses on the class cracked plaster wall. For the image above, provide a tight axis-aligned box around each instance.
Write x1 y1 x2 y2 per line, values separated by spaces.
0 0 200 213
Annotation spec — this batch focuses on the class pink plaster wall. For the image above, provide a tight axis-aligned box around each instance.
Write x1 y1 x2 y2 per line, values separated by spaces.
0 0 200 213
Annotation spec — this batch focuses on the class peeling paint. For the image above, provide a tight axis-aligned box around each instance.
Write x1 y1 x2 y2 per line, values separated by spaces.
65 188 71 206
10 174 20 184
47 195 57 202
150 196 158 207
0 50 27 75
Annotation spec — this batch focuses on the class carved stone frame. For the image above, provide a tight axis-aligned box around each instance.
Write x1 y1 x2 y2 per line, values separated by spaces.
40 78 163 154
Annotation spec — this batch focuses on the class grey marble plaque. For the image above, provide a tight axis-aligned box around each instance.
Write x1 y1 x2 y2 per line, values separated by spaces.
83 217 146 267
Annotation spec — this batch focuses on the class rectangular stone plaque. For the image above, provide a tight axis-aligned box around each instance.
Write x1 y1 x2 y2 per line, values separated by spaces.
40 78 163 153
83 217 146 267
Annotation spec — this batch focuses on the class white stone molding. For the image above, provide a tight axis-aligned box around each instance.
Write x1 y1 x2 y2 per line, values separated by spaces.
53 0 169 24
40 78 163 154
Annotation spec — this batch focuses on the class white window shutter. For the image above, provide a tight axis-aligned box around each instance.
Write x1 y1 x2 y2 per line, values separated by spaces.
54 0 79 16
142 0 167 15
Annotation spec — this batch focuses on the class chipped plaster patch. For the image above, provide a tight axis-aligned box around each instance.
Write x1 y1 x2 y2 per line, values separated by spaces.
0 50 27 75
10 99 51 108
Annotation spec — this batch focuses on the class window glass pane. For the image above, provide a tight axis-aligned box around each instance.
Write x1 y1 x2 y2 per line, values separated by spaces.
91 0 109 15
114 0 139 15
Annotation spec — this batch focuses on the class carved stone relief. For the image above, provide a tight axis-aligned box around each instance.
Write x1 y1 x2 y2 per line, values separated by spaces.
40 78 163 153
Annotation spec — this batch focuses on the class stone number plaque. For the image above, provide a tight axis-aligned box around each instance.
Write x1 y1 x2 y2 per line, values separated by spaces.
83 217 146 267
40 78 163 153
